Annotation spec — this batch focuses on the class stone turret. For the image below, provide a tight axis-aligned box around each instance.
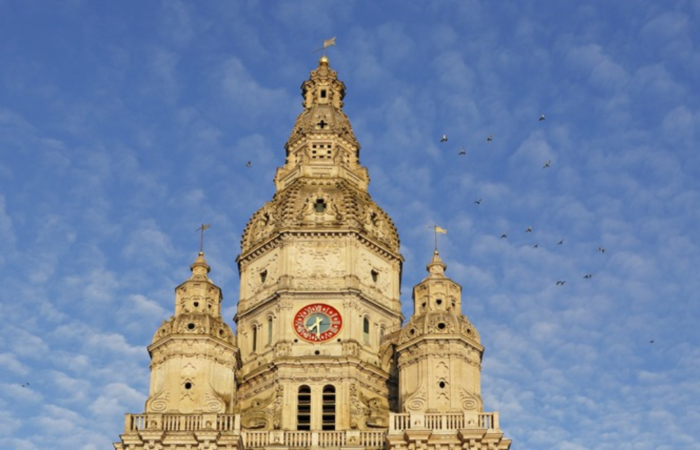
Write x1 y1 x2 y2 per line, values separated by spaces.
397 251 484 414
145 252 239 415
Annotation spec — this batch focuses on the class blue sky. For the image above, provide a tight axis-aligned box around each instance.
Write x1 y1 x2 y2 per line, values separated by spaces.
1 1 699 449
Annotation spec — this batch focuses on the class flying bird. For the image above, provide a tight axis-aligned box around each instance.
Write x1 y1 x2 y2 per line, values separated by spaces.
557 239 564 245
543 160 551 168
525 226 533 233
583 273 593 279
246 161 252 167
486 134 493 142
474 199 482 205
533 243 539 248
539 114 546 121
459 147 467 155
501 233 507 239
440 135 448 142
598 247 605 253
556 280 566 286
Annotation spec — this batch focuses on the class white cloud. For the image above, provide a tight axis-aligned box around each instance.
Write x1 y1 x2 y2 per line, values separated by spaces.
219 57 290 123
89 382 145 420
0 352 29 375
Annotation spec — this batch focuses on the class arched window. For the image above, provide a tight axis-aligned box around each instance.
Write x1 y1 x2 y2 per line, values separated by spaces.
267 317 273 345
322 385 336 430
297 385 311 430
252 325 258 352
363 317 370 344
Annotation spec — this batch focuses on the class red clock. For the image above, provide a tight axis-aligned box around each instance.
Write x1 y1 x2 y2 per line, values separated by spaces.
294 303 343 343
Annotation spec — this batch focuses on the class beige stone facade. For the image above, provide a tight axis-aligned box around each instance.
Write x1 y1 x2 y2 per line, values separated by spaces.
114 57 511 450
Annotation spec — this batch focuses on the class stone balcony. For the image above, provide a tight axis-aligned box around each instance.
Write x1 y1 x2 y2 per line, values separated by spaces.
118 411 504 449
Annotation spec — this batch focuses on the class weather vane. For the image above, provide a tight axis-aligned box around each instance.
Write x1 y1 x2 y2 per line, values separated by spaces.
427 224 447 253
312 36 336 53
196 224 211 254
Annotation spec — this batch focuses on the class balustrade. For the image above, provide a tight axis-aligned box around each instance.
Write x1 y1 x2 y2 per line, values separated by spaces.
122 412 498 447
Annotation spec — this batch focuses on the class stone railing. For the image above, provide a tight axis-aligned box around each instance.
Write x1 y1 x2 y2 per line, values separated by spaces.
242 429 386 448
389 412 501 433
123 411 499 447
124 413 241 433
123 414 386 448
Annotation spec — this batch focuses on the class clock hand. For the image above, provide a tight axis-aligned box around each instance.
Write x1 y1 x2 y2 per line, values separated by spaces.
308 316 323 338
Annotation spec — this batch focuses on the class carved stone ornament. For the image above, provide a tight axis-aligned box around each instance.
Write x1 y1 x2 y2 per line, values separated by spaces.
297 190 343 224
241 383 282 430
294 242 343 279
247 253 279 294
250 206 278 244
145 389 169 412
460 388 482 411
405 384 427 412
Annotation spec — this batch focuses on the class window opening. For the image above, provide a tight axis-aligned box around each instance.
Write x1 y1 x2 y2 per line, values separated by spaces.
252 326 258 352
363 317 370 343
260 269 268 284
322 385 336 430
320 89 327 98
297 386 312 430
371 269 379 283
315 198 327 213
267 317 273 345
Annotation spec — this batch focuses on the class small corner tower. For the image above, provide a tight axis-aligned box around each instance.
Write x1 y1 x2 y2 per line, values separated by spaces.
389 250 511 450
397 250 484 414
145 252 239 415
115 252 241 450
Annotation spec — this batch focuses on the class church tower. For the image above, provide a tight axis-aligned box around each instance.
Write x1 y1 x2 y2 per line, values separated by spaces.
235 54 403 432
114 56 511 450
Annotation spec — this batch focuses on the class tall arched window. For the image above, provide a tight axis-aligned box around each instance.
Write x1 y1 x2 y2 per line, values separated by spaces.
322 385 336 430
267 317 273 345
297 385 311 430
363 317 370 344
252 325 258 352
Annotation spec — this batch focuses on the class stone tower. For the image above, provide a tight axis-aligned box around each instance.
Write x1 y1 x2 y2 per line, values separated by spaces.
114 56 511 450
234 54 403 433
397 250 483 415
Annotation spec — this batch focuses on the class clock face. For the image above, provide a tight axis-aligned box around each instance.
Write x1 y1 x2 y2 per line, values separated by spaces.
293 303 343 343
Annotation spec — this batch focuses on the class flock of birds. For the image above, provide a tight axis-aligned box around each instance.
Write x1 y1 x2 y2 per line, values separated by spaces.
439 113 608 288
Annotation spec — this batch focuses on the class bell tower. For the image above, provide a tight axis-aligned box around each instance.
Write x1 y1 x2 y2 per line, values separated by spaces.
235 55 403 431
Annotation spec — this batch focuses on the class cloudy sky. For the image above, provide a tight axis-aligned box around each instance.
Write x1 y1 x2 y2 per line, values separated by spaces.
1 1 699 449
